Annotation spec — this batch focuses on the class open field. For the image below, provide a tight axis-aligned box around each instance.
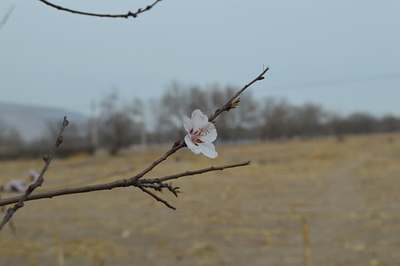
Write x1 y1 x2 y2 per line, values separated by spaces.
0 134 399 266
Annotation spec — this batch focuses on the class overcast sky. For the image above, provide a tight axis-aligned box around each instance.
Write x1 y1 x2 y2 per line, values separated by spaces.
1 0 399 116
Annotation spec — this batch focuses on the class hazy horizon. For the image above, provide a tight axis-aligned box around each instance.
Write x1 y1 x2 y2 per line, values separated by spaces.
1 0 400 116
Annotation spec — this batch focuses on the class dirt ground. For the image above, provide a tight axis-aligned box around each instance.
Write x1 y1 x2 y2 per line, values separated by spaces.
0 134 399 266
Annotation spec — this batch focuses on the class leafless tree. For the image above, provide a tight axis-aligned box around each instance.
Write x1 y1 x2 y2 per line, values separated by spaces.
97 92 144 155
380 115 400 132
0 120 24 159
260 98 293 139
292 103 326 138
128 98 147 146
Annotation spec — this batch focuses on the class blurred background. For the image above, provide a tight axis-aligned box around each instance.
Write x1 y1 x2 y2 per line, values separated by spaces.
0 0 399 265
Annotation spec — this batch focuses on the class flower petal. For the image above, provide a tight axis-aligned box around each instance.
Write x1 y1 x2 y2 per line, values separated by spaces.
183 115 192 133
184 135 201 154
198 142 218 159
199 122 217 143
191 109 209 130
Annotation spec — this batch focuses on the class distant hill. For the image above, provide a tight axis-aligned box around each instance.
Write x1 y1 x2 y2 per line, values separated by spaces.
0 102 87 141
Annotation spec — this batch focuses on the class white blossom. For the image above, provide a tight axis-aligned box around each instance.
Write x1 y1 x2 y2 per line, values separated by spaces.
183 109 218 158
3 179 27 193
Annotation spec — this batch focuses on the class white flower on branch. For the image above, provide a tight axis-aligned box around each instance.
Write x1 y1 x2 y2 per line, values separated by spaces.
183 109 218 159
2 180 27 194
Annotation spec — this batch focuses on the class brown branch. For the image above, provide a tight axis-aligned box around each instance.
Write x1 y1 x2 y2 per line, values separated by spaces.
131 67 269 182
0 194 16 235
139 186 176 210
138 161 250 207
0 162 250 207
143 161 251 183
37 0 163 19
0 117 69 231
139 181 180 197
131 144 184 182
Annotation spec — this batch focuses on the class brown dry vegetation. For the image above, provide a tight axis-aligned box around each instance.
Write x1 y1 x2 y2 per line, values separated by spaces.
0 134 399 266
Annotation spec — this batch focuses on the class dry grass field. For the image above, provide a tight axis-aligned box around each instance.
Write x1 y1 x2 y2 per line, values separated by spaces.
0 134 399 266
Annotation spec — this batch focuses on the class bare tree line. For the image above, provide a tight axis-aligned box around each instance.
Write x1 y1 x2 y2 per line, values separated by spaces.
1 84 399 158
78 87 400 153
93 85 400 154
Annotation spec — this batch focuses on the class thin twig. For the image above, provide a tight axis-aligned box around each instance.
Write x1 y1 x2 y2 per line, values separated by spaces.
0 194 16 234
209 67 269 122
139 186 176 210
0 162 249 206
139 182 180 197
37 0 163 19
0 5 15 30
143 161 251 183
138 161 251 205
132 144 183 182
0 117 69 230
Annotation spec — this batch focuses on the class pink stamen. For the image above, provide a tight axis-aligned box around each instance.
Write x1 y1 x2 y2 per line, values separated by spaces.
190 127 207 145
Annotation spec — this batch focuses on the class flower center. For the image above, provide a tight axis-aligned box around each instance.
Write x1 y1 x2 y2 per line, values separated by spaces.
190 128 206 145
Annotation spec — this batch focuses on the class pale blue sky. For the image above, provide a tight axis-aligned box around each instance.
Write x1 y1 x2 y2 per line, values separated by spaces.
1 0 399 115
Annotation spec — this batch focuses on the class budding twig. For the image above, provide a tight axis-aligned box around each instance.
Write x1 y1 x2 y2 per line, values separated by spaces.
209 67 269 122
0 117 69 230
131 67 269 183
37 0 163 19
